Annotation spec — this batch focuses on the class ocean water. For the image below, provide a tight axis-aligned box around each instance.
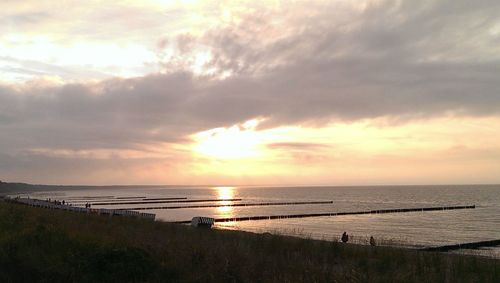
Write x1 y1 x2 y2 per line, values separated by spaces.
18 185 500 257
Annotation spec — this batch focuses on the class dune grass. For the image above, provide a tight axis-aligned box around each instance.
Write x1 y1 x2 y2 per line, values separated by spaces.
0 200 498 282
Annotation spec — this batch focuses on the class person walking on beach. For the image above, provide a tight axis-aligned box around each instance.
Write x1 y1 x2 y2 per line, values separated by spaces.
341 232 349 243
370 236 376 246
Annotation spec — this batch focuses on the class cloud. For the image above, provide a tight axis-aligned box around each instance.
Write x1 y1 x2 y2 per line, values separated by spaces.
1 0 500 183
1 1 499 147
153 0 500 125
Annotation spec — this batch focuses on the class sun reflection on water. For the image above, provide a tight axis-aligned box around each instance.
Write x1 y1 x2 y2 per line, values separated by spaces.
215 186 235 218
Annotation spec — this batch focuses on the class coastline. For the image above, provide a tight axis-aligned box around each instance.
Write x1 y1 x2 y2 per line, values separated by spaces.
0 199 498 282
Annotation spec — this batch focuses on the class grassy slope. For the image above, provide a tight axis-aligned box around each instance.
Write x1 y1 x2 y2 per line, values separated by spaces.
0 201 498 283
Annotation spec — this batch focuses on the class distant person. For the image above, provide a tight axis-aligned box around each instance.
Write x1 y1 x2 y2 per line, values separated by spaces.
62 200 65 205
341 232 349 243
370 236 376 246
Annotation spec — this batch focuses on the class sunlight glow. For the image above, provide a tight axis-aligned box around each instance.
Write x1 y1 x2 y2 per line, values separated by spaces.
192 119 265 159
215 186 235 217
186 116 500 185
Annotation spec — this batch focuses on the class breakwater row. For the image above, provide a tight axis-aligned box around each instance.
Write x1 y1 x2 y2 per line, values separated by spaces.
91 198 243 206
422 239 500 252
117 200 334 211
72 197 188 204
175 205 476 224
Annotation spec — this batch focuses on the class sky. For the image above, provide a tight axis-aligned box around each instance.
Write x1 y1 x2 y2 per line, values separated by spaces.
1 0 499 185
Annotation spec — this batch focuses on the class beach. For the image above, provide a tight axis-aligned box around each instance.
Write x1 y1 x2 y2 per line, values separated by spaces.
0 198 498 282
6 183 499 257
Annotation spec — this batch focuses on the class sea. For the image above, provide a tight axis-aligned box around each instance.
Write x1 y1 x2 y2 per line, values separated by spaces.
13 184 500 258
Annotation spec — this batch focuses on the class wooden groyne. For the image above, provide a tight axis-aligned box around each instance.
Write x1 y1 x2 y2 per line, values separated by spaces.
66 196 115 200
72 197 187 204
421 239 500 252
116 196 146 199
174 205 476 224
92 198 243 206
117 200 334 211
5 197 155 220
142 197 188 201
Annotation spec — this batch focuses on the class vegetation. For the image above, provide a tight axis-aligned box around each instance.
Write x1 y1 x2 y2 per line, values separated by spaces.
0 181 41 194
0 200 498 283
0 180 167 195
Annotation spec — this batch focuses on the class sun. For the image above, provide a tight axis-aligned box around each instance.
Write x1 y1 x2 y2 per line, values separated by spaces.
192 119 263 159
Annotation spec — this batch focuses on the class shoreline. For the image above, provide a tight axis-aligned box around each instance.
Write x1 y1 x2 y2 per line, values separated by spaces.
1 199 498 282
2 188 498 260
